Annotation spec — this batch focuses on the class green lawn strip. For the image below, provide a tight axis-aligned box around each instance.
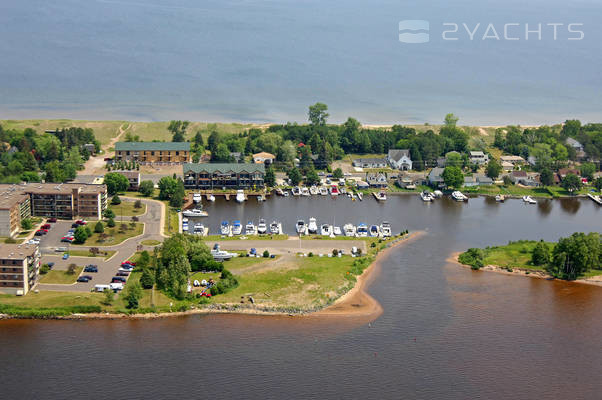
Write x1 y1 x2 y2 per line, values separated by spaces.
109 201 146 216
79 223 144 246
40 266 84 284
141 239 161 246
67 250 116 259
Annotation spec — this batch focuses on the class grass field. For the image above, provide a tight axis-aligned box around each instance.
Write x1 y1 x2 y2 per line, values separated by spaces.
78 223 144 246
40 266 84 284
66 249 116 259
0 291 103 308
141 239 161 246
109 201 147 216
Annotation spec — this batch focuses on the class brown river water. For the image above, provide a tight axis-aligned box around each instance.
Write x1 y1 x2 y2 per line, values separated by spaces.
1 195 601 399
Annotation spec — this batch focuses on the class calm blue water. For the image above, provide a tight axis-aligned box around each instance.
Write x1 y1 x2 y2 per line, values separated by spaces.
1 0 601 124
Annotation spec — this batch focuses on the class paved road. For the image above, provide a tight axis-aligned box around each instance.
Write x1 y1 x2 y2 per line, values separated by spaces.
37 197 165 293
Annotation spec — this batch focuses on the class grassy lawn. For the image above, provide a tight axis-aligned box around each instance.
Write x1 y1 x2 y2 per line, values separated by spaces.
67 249 116 259
109 201 146 216
141 239 161 246
0 119 127 145
40 266 84 284
219 254 277 273
77 223 144 246
164 204 179 235
216 255 369 310
0 291 103 307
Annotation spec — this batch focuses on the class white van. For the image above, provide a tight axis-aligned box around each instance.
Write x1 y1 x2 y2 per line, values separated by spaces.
109 282 124 291
95 284 111 292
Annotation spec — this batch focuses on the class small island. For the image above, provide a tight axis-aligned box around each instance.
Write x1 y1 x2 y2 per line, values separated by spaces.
457 232 602 284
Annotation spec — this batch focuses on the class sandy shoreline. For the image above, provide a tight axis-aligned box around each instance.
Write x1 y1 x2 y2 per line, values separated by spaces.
0 232 424 321
449 252 602 287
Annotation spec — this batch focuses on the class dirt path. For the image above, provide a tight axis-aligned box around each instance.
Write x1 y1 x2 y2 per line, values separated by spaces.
80 123 129 175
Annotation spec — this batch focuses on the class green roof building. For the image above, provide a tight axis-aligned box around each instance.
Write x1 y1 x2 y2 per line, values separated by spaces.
115 142 191 164
183 163 265 190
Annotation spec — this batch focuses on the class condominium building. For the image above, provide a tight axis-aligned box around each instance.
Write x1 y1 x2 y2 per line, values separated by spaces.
113 170 141 190
115 142 191 163
0 183 108 237
0 243 40 295
183 163 265 190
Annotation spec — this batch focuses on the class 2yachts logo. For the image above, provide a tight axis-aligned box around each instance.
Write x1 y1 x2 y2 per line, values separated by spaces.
399 21 584 43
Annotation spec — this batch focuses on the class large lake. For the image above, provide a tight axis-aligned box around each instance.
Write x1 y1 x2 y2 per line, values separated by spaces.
1 196 601 399
1 0 601 124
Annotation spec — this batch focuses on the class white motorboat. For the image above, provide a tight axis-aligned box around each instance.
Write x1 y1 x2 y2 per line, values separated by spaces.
301 187 310 196
231 220 243 235
420 191 434 202
343 223 356 237
193 193 202 203
292 186 301 196
523 195 537 204
270 221 282 234
275 188 285 196
356 223 368 237
245 221 256 235
380 221 392 237
320 224 332 236
452 191 468 202
433 190 443 198
211 244 237 261
373 191 387 201
333 226 342 236
357 192 363 201
235 190 245 203
296 220 307 235
220 221 230 235
257 218 267 234
588 193 602 205
193 223 207 236
319 187 328 196
309 186 319 195
208 194 216 202
283 191 289 197
495 194 505 202
329 185 339 196
182 221 188 232
307 217 318 234
369 225 380 237
183 208 208 217
339 186 347 194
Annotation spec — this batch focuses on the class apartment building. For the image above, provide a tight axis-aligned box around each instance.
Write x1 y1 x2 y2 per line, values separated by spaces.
183 163 265 190
114 170 141 190
0 183 108 237
0 243 40 295
115 142 191 164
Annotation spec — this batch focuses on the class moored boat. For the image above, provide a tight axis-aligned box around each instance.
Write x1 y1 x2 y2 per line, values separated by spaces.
235 190 245 203
309 186 319 195
211 244 237 261
232 220 243 235
183 208 208 217
330 185 339 196
420 191 433 202
245 221 256 235
301 187 310 196
193 193 202 203
522 195 537 204
343 223 356 237
588 193 602 205
208 194 216 202
452 191 468 202
296 220 307 235
292 186 301 196
270 221 282 234
357 192 363 201
308 217 318 234
319 187 328 196
369 225 380 237
380 221 392 237
356 223 368 237
495 194 505 202
320 224 332 236
373 191 387 201
257 218 267 234
333 226 342 236
220 221 230 236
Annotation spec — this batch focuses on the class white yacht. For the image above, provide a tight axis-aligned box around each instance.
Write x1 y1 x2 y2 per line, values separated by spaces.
333 226 342 236
301 187 310 196
183 208 208 217
208 194 216 202
523 195 537 204
369 225 380 237
193 223 207 236
356 223 368 237
433 190 443 198
309 186 319 195
420 191 434 202
373 191 387 201
257 218 267 234
296 220 307 235
220 221 230 236
343 223 356 237
320 224 332 236
307 217 318 234
452 191 468 202
193 193 202 203
235 190 245 203
231 220 243 235
319 187 328 196
380 221 392 237
245 221 256 235
211 244 237 261
270 221 282 234
292 186 301 196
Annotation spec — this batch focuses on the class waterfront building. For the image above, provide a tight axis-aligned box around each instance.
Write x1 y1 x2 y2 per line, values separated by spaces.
183 163 265 190
115 142 191 164
0 243 40 295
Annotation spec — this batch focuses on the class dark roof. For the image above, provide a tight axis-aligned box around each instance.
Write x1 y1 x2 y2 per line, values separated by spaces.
115 142 190 151
183 163 265 174
354 158 387 164
388 149 410 162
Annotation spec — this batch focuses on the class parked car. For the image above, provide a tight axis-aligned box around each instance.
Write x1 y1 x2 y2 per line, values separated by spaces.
84 265 98 273
122 261 136 266
47 262 55 268
61 237 74 243
55 247 67 252
71 223 79 228
62 253 69 260
81 275 93 281
111 276 127 283
75 220 87 225
116 271 130 277
77 276 90 283
47 217 57 223
35 230 45 236
41 224 51 230
120 263 135 269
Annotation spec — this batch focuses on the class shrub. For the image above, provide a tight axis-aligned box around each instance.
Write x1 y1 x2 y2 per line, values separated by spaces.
332 249 339 257
101 288 114 306
531 241 550 266
111 195 121 205
263 250 270 258
40 264 50 274
67 264 77 275
94 221 104 234
107 218 116 228
4 237 17 244
104 208 115 219
21 218 33 230
134 199 142 209
139 180 154 197
140 268 155 289
308 252 314 257
458 248 485 270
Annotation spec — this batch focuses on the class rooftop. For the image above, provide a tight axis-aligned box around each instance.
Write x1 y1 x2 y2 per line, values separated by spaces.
0 183 107 210
0 243 37 260
183 163 265 174
387 149 410 161
115 142 191 151
252 152 275 159
354 158 387 164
